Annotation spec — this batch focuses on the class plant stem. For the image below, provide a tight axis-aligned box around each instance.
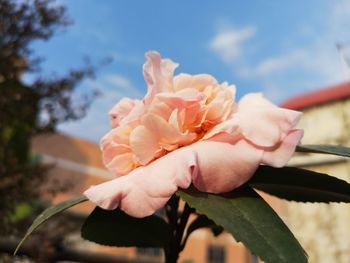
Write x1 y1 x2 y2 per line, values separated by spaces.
177 203 193 252
165 195 179 263
164 195 193 263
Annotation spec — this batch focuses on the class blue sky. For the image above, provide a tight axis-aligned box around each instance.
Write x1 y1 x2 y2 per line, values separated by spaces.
29 0 350 142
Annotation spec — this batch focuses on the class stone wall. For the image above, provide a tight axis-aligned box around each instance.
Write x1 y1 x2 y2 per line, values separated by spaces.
288 98 350 263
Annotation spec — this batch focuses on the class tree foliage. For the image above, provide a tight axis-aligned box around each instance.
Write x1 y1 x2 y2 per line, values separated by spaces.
0 0 96 231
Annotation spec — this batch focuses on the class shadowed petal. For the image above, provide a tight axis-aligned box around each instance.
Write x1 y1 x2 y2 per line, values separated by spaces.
262 129 304 167
192 139 263 193
106 152 135 176
141 114 179 144
202 118 241 140
129 125 159 165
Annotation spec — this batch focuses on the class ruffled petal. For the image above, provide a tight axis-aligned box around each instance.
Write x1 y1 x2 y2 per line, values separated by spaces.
262 129 304 167
156 89 205 109
84 147 197 217
102 143 130 168
129 125 159 165
202 118 241 140
235 93 302 147
173 73 217 92
143 51 178 104
109 97 135 128
106 152 136 176
141 113 179 145
118 100 145 127
101 125 132 148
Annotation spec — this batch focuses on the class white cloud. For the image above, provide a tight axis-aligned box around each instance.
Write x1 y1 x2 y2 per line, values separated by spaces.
237 44 347 102
105 74 132 89
210 26 256 63
219 1 350 102
208 1 350 103
261 81 288 102
331 0 350 36
238 49 308 78
104 73 143 98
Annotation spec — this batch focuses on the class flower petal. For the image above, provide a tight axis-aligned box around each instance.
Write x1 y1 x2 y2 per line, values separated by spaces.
85 139 264 217
235 93 302 147
101 125 132 148
192 139 263 193
143 51 178 104
262 129 304 167
141 113 179 145
202 118 241 140
84 147 197 217
106 152 136 176
118 99 145 127
129 125 160 165
173 73 217 92
156 89 205 109
109 97 135 128
102 144 130 167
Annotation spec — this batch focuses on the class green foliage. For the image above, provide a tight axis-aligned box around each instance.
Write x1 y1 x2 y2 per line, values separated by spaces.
177 186 308 263
249 166 350 202
0 81 40 225
81 207 170 247
14 195 87 255
0 0 96 231
9 203 34 223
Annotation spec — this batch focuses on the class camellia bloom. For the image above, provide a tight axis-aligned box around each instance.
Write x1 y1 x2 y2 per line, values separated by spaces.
84 51 303 218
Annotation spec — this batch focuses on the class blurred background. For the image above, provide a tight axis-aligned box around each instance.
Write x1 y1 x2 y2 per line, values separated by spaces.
1 0 350 262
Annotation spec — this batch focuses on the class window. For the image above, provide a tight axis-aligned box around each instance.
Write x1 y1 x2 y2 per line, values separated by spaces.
251 255 259 263
137 247 162 257
207 245 226 263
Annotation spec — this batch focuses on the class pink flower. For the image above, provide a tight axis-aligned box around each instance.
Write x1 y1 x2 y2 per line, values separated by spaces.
84 51 303 218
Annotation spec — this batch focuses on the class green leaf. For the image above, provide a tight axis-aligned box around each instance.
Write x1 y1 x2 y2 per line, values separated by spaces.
81 207 170 247
177 186 307 263
14 195 88 255
249 166 350 203
296 144 350 157
9 202 33 222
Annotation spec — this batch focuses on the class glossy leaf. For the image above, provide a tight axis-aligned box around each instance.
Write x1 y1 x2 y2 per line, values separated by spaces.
177 186 307 263
14 195 88 255
249 166 350 202
296 144 350 157
81 207 169 247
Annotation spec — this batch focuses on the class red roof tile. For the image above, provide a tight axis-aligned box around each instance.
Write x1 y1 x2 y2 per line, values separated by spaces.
281 81 350 110
32 133 105 169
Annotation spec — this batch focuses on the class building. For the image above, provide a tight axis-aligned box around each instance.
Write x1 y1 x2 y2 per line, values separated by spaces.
281 81 350 263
